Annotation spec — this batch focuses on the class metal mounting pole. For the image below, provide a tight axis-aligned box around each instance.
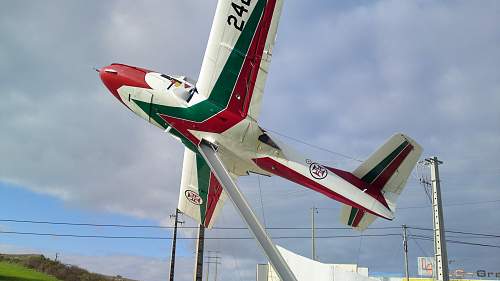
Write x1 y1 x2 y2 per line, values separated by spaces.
193 225 205 281
425 157 449 281
199 141 297 281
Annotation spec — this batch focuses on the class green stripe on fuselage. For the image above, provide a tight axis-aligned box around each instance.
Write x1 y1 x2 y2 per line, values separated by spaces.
131 99 197 151
361 141 409 184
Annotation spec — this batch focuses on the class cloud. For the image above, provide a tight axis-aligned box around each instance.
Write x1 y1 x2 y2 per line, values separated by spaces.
0 0 218 221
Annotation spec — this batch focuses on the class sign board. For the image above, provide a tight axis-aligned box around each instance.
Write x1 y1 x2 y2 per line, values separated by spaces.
418 257 434 277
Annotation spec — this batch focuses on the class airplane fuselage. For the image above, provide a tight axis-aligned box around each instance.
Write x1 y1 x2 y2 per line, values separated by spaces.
99 63 394 220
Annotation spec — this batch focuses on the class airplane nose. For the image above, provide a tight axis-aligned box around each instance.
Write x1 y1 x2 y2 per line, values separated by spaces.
98 66 125 103
98 64 151 104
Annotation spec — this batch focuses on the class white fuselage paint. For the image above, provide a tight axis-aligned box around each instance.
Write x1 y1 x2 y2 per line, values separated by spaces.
116 80 394 220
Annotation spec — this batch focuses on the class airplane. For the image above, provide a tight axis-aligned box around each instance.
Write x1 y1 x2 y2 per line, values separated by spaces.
98 0 422 232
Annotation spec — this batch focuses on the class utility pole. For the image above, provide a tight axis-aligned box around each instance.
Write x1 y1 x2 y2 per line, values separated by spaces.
425 157 449 281
311 207 318 261
402 225 409 281
193 225 205 281
169 209 184 281
206 251 221 281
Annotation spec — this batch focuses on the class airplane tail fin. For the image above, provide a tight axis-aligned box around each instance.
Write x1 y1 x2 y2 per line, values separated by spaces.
340 133 422 230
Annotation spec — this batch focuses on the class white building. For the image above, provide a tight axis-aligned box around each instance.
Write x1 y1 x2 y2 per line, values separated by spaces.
256 246 375 281
256 249 500 281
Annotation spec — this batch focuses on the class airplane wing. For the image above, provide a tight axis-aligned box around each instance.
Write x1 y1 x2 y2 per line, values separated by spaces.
196 0 284 120
178 148 227 228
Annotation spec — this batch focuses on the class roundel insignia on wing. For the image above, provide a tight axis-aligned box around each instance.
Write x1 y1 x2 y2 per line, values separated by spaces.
185 190 203 205
309 162 328 180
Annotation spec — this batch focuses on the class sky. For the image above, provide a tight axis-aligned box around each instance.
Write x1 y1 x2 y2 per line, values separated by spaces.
1 1 499 281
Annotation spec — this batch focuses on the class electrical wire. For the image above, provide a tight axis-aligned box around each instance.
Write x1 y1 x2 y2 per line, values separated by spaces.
264 128 363 162
445 229 500 238
407 226 500 238
356 234 363 265
4 218 500 239
257 175 267 228
0 218 400 230
3 218 500 245
410 235 500 249
219 212 243 281
398 199 500 210
0 230 401 240
408 229 430 257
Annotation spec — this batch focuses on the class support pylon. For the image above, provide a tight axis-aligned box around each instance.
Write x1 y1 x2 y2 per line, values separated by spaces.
193 225 205 281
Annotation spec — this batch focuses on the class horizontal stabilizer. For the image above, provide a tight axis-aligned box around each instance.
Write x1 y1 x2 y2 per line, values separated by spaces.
340 205 377 231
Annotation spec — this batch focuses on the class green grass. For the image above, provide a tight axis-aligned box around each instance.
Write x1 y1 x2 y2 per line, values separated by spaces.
0 261 60 281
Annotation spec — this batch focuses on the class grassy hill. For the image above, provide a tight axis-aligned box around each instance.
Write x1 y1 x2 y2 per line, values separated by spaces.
0 254 137 281
0 261 60 281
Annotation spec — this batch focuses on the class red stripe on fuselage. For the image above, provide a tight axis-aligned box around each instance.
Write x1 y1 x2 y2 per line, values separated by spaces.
252 157 391 219
326 167 390 209
325 142 414 210
158 0 277 146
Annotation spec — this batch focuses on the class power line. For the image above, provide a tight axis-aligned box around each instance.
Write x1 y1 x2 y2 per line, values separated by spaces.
445 229 500 238
0 218 399 230
318 198 500 211
257 175 267 228
410 235 500 249
264 128 363 162
445 239 500 249
398 199 500 210
408 229 430 257
4 229 499 248
407 226 500 238
0 219 179 229
2 219 499 238
0 230 401 240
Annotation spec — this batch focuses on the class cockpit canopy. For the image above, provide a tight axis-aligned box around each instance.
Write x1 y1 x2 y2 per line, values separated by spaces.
145 72 198 103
